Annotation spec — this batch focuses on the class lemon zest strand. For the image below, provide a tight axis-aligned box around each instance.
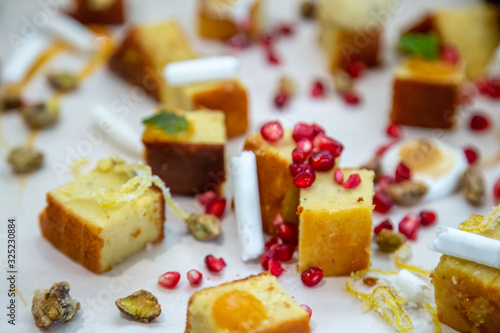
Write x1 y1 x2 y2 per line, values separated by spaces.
424 303 441 333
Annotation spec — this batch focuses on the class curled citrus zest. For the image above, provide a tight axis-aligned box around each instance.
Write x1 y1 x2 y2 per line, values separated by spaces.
151 175 189 220
370 286 413 333
346 269 398 300
424 303 441 333
395 243 429 276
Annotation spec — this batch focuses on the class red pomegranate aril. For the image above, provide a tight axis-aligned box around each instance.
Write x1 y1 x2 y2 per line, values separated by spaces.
301 267 323 287
267 50 281 65
277 22 294 36
345 61 366 79
310 80 325 98
261 250 278 270
309 150 335 172
292 148 308 163
269 259 284 277
334 169 344 185
277 222 299 244
187 269 203 286
463 147 479 165
205 255 226 273
300 304 313 318
374 219 393 235
343 174 361 189
293 123 315 142
420 210 438 226
294 171 316 188
297 137 313 153
158 271 181 289
373 190 393 214
342 91 361 105
386 123 403 139
289 163 313 177
265 237 279 251
494 178 500 203
441 45 459 65
398 214 421 241
197 190 218 207
378 175 394 191
477 77 500 99
375 141 396 157
261 120 284 142
273 243 296 261
395 162 411 182
274 92 289 109
228 33 249 49
260 33 274 47
205 197 226 218
469 113 491 131
313 134 344 158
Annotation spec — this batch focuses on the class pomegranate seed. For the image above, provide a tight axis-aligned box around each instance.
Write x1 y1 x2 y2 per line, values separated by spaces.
441 45 459 65
300 304 313 318
297 138 313 153
197 190 218 207
312 123 325 136
269 259 284 277
309 150 335 172
289 163 314 177
292 147 309 163
334 169 344 185
267 50 281 65
205 197 226 218
398 214 421 241
469 113 491 131
345 61 366 79
463 147 479 165
375 141 397 157
260 33 274 48
158 271 181 289
395 162 411 182
261 120 284 142
386 123 403 139
293 123 315 142
228 33 249 49
378 175 394 191
301 267 323 287
277 222 299 244
261 251 277 270
342 174 361 189
373 190 393 213
205 255 226 273
313 134 344 158
294 171 316 188
277 22 294 36
342 91 361 105
494 178 500 203
374 219 393 235
310 80 325 98
274 92 289 109
477 77 500 99
272 243 296 261
187 269 203 286
420 210 437 226
265 237 279 251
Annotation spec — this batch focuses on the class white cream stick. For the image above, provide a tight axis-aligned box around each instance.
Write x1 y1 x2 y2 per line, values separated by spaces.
231 151 265 261
430 226 500 269
1 38 48 84
44 14 96 52
90 105 143 158
393 269 430 305
164 56 240 86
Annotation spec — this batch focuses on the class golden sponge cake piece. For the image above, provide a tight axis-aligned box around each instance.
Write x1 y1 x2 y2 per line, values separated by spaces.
186 273 310 333
39 158 165 274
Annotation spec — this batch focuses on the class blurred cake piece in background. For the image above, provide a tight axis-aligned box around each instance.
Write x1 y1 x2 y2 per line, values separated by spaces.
70 0 125 25
197 0 264 41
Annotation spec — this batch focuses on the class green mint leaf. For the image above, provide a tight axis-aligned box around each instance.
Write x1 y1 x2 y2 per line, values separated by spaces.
142 110 189 135
399 33 440 59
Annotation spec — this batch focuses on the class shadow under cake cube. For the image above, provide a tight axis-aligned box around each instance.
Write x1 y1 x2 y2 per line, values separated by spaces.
186 273 311 332
197 0 264 41
432 209 500 333
39 158 165 274
390 57 465 129
243 129 300 236
70 0 125 25
298 168 374 276
142 109 226 195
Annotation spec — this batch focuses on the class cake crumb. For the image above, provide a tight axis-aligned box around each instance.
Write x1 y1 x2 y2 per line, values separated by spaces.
296 206 304 215
357 197 364 202
363 277 379 287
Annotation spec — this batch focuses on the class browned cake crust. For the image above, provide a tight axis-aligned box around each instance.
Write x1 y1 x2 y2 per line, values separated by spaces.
70 0 125 25
144 141 225 195
39 186 165 274
331 29 381 72
390 78 459 129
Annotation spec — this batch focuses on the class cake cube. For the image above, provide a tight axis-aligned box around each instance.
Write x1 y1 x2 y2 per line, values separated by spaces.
432 209 500 333
298 168 374 276
142 109 226 195
70 0 125 25
186 273 311 332
243 129 299 236
39 158 165 274
197 0 263 41
390 57 465 129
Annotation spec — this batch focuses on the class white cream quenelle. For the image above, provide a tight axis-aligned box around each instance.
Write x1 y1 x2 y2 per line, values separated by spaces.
164 56 240 86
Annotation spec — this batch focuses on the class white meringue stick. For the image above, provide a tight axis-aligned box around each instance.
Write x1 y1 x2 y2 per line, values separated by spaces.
430 226 500 269
90 105 143 158
165 56 240 86
393 269 430 305
44 14 96 52
1 38 48 84
231 151 265 261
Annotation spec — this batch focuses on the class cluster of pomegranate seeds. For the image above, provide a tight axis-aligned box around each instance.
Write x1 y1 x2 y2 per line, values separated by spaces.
277 222 299 245
477 77 500 99
310 80 325 98
334 169 344 184
301 267 323 287
342 91 361 105
440 45 459 65
265 237 279 250
261 120 284 142
204 255 226 273
274 92 289 109
342 174 361 189
300 304 313 318
268 259 285 277
187 269 203 286
420 210 437 226
398 213 421 241
158 271 181 289
463 147 479 165
261 220 299 276
386 123 403 139
205 197 226 218
395 162 411 182
493 178 500 203
469 113 491 131
374 219 393 235
373 190 393 213
309 150 335 171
